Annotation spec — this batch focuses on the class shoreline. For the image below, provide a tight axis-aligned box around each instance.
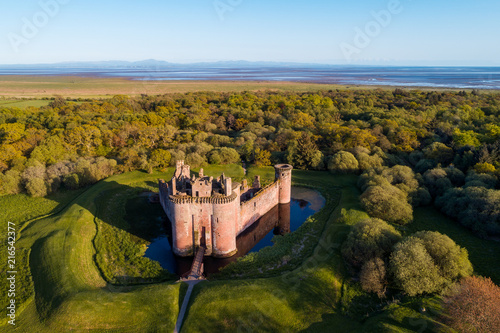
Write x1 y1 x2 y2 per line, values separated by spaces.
0 75 499 99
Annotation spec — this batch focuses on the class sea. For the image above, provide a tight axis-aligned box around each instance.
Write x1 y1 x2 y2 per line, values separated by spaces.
1 65 500 90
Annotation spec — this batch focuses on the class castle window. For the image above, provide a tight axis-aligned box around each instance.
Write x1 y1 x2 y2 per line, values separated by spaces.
196 191 199 197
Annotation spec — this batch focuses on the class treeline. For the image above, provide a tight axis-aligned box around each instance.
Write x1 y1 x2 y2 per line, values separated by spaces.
0 89 499 234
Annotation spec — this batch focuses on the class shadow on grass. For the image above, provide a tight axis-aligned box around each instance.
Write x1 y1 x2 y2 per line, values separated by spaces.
30 230 69 321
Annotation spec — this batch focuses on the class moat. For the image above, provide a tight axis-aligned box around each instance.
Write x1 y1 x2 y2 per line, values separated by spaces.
145 186 325 277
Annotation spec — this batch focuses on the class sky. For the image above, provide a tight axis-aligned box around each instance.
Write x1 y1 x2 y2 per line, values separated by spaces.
0 0 499 66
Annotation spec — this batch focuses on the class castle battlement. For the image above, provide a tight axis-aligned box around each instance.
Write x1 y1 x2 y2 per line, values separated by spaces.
159 161 292 258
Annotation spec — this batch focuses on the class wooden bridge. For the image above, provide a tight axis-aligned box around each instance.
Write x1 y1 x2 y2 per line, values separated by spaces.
182 245 206 279
181 226 207 280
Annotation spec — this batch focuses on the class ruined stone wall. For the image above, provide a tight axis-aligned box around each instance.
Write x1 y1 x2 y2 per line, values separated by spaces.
238 182 280 235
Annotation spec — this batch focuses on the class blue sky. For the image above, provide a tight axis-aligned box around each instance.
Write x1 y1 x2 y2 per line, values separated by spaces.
1 0 499 65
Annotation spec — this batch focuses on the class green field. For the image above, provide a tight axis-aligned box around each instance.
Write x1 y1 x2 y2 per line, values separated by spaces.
0 99 50 108
0 168 469 332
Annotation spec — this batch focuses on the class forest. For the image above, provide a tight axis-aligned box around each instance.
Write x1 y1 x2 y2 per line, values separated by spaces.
1 89 499 238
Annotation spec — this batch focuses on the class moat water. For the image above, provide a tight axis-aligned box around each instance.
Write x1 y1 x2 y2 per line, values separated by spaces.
144 187 325 277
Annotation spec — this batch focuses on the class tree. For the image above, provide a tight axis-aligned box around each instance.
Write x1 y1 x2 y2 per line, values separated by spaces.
436 186 500 237
254 148 271 167
423 168 453 198
412 231 473 281
25 177 48 197
474 162 496 174
0 123 25 144
218 147 240 164
286 132 323 170
0 170 22 194
186 152 205 167
327 151 359 174
30 136 70 165
390 232 473 296
341 218 401 271
63 173 80 190
360 258 387 297
443 276 500 333
381 165 419 195
150 149 172 169
360 184 413 224
390 237 445 296
356 152 384 171
422 142 454 165
453 129 481 148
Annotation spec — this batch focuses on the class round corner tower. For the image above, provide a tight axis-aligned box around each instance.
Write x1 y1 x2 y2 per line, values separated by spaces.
275 164 293 204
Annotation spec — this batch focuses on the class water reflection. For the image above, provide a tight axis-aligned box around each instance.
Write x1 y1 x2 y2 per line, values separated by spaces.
144 187 325 277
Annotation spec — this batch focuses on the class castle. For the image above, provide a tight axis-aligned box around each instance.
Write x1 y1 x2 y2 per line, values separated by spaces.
158 161 292 258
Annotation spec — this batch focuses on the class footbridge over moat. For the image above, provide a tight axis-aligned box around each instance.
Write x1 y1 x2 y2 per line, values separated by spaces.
183 245 206 280
175 240 206 333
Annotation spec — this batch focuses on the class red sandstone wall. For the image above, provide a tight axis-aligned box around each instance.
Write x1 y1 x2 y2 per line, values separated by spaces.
277 168 292 204
238 183 280 235
211 198 238 257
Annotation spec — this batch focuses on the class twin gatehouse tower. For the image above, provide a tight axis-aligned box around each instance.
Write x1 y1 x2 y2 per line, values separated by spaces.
158 161 293 258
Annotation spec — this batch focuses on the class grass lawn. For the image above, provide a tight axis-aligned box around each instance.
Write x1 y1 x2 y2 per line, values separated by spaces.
0 171 184 331
409 207 500 284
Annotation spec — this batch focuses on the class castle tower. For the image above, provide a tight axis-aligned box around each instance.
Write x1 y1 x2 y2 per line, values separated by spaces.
275 164 293 204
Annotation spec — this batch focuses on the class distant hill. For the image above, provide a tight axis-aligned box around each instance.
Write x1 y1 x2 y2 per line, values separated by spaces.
0 60 334 69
